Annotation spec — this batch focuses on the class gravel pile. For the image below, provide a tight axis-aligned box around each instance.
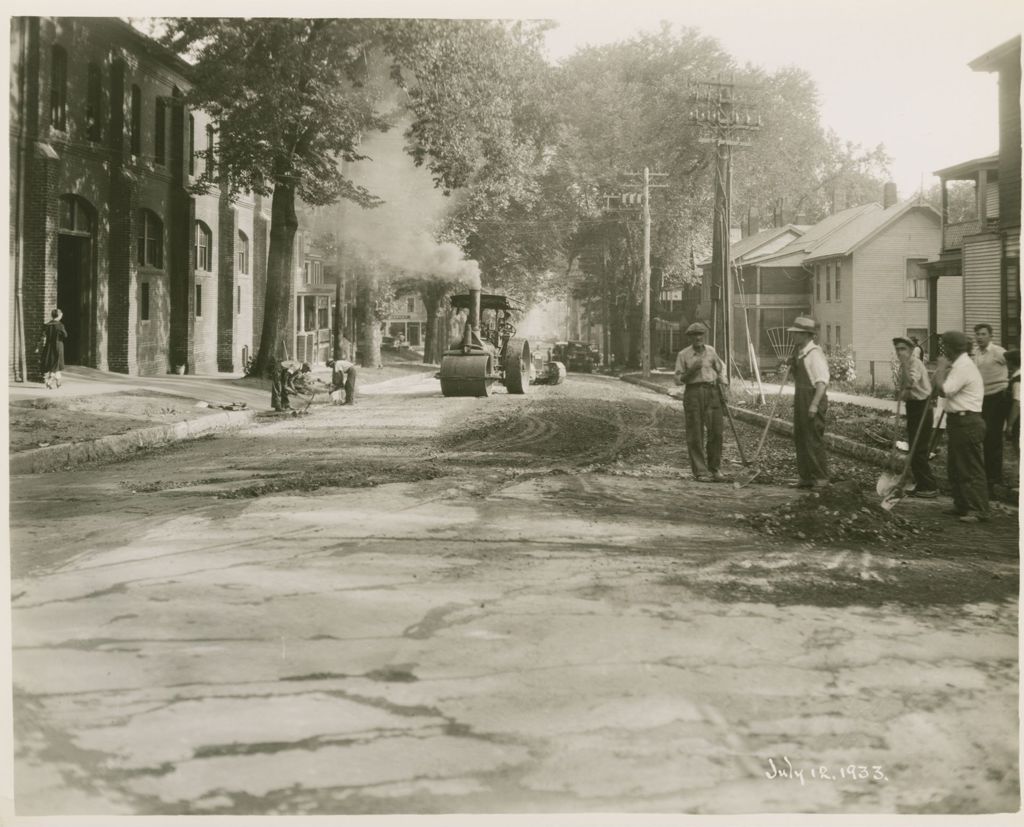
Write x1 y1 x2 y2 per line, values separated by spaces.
742 480 927 545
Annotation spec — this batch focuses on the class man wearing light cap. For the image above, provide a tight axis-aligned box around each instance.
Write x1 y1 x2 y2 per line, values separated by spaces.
893 336 937 497
787 316 829 488
674 322 727 482
932 330 989 522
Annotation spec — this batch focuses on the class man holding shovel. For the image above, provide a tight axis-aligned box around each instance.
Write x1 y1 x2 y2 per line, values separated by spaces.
893 336 938 498
675 322 728 482
932 330 989 523
787 316 830 489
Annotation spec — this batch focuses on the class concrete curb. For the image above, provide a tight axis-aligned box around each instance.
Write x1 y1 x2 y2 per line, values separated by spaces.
620 374 893 468
10 409 257 475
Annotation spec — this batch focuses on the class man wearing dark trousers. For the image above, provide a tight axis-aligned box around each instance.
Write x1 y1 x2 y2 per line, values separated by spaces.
327 358 358 405
270 360 301 412
674 322 727 482
971 323 1008 494
893 336 937 497
788 316 830 489
933 330 989 523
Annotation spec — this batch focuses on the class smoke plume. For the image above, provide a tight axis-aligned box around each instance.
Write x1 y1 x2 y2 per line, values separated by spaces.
336 120 481 290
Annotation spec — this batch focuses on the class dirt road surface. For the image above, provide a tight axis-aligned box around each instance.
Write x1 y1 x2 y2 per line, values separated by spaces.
9 373 1019 815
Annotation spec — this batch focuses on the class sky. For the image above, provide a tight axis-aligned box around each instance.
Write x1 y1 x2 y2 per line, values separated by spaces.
32 0 1022 199
538 0 1022 198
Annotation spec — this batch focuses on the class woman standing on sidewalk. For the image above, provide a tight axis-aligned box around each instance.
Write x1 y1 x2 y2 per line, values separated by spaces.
40 308 67 389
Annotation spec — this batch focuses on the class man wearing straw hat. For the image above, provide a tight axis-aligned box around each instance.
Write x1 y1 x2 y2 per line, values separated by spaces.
674 321 727 482
787 316 830 488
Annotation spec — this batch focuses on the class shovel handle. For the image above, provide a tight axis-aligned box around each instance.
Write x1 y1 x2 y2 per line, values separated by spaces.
752 364 791 461
717 383 748 466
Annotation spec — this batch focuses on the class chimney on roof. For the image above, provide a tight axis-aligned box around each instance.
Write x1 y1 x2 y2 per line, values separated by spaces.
883 182 898 209
746 207 761 237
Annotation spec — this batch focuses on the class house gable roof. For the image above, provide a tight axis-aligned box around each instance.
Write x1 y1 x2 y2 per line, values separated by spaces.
969 35 1021 73
803 201 940 262
745 204 880 267
697 224 804 267
933 154 1000 180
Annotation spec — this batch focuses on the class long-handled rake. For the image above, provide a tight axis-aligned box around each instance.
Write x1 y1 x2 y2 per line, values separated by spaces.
734 363 791 489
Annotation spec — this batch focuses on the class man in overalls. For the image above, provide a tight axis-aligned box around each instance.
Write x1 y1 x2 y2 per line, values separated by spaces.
674 322 727 482
788 316 830 489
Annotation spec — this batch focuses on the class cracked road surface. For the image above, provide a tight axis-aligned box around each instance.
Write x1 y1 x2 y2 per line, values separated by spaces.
9 372 1019 815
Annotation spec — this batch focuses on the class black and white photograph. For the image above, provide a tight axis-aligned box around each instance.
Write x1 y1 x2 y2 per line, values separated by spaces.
5 0 1022 820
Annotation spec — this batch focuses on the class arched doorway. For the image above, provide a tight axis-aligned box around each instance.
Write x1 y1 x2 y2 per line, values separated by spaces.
57 194 95 365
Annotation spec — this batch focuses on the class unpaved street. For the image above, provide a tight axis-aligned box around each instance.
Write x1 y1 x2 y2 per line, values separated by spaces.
9 373 1019 815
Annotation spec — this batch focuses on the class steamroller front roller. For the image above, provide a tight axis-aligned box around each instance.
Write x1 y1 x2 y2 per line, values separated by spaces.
503 339 532 394
439 353 494 397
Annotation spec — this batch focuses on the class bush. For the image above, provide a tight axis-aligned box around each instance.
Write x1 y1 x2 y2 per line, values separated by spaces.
827 346 856 384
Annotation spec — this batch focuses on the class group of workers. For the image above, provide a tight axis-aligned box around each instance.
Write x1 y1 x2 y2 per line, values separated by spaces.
271 357 357 412
675 318 1019 524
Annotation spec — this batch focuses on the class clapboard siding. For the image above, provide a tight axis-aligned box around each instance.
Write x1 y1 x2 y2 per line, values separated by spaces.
850 208 942 378
962 234 1003 341
937 276 964 331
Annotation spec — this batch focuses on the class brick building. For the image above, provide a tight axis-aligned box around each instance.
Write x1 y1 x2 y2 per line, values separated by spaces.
9 17 269 380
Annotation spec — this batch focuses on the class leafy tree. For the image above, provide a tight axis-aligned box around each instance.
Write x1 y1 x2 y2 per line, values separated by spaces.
163 18 554 374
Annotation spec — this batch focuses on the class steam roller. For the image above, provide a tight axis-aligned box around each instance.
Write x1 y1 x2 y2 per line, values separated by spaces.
438 288 564 397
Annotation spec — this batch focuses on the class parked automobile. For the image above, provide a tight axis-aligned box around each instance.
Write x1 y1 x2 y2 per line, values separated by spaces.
550 341 601 373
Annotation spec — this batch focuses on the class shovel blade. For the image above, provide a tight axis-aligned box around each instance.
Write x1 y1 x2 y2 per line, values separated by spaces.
733 468 761 489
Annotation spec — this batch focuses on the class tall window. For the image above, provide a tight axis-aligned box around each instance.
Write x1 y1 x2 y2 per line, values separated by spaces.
50 45 67 130
826 324 832 349
836 325 841 347
86 62 102 142
140 282 151 321
194 221 212 271
154 98 167 165
825 263 832 301
906 258 928 299
815 267 821 302
188 114 195 175
130 85 141 156
303 261 310 283
195 284 203 318
205 125 215 177
237 230 249 273
136 210 164 269
237 285 242 315
407 297 416 313
834 261 841 302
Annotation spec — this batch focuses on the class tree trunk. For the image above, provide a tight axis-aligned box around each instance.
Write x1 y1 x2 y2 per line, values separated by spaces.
252 183 298 378
355 268 382 368
420 281 448 365
626 301 641 368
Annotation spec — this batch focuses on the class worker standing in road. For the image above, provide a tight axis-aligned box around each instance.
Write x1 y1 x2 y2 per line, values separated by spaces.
787 316 830 489
675 322 727 482
932 330 989 523
972 323 1008 495
893 336 938 498
327 357 358 405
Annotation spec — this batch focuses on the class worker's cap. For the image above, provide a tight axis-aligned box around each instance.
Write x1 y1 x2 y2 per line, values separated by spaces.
786 316 818 334
301 361 312 372
940 330 970 351
325 359 335 368
685 322 707 336
892 336 914 349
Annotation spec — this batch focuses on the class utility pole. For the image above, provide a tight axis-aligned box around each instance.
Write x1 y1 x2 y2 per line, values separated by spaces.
619 170 668 377
690 75 761 385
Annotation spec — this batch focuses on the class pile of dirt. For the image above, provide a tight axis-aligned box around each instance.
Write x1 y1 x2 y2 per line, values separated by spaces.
742 479 929 545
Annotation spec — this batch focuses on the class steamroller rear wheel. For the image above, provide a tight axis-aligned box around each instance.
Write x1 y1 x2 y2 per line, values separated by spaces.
504 339 531 395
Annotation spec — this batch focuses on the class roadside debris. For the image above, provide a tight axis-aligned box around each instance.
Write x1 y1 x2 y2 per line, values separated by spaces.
743 480 926 545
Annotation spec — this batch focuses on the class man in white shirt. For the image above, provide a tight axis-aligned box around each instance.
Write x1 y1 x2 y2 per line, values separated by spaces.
972 323 1008 493
674 322 727 482
327 357 358 405
787 316 829 488
933 330 989 522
